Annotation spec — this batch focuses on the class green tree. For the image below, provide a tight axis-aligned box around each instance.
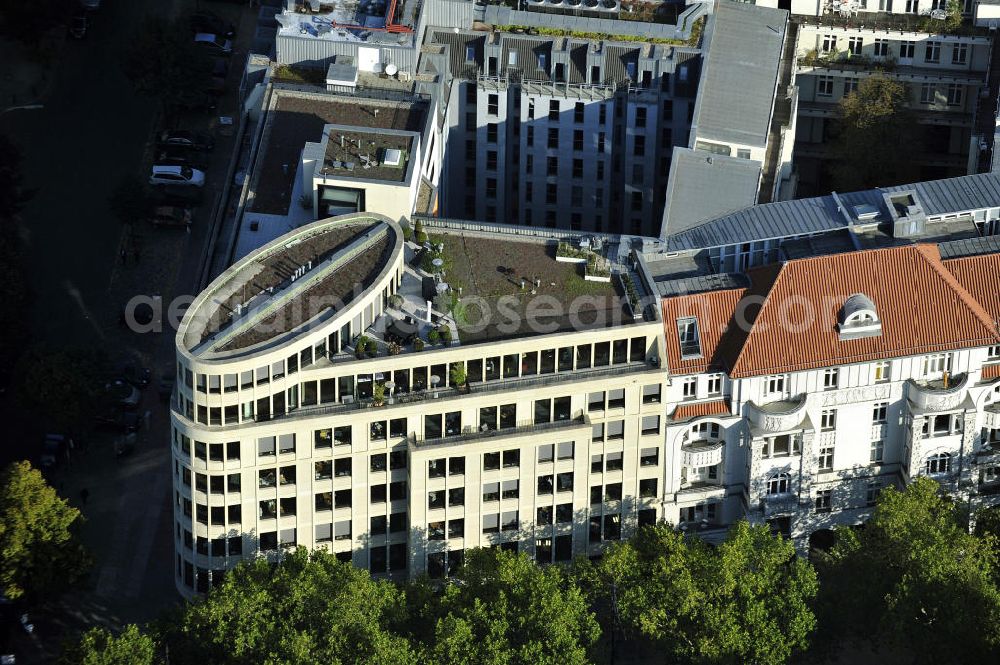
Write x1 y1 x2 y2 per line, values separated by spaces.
0 135 31 384
816 478 1000 664
431 548 600 664
0 461 90 601
830 74 919 192
59 625 156 665
14 346 100 432
161 548 415 664
0 0 69 44
120 16 212 113
582 522 816 664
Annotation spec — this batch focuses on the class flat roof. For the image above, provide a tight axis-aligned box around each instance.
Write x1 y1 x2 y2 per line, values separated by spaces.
253 89 428 214
691 1 786 148
320 127 413 183
274 0 420 46
660 147 762 237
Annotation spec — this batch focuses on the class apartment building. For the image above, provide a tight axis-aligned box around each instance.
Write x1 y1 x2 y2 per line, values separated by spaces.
171 212 664 595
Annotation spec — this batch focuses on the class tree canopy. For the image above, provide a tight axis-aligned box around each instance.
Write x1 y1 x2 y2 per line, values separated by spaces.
815 477 1000 664
60 625 156 665
577 522 817 665
0 461 90 601
14 346 100 433
120 16 214 112
831 74 919 192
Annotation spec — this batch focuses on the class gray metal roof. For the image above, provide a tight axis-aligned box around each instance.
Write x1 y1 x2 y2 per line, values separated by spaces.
667 173 1000 252
660 148 763 238
938 234 1000 259
691 1 787 148
656 272 749 297
433 30 485 77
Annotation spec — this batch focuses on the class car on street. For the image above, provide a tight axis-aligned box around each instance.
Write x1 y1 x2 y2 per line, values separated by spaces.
150 165 205 188
104 378 141 408
158 130 214 151
96 409 139 433
78 0 100 9
122 365 152 389
155 185 205 206
193 33 233 55
189 11 236 38
69 12 88 38
39 434 68 469
154 147 208 170
151 205 193 228
173 89 218 112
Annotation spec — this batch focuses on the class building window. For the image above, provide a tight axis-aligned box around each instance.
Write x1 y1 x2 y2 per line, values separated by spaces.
870 439 885 464
636 106 647 128
816 76 833 97
844 78 859 96
487 93 499 115
920 83 935 105
677 317 702 358
547 127 559 149
573 101 584 123
821 34 837 52
873 402 888 424
874 360 891 383
818 445 834 471
848 36 863 55
946 84 963 106
766 375 786 395
925 41 941 63
821 409 837 431
487 123 498 143
814 489 832 513
874 38 889 57
761 434 800 459
573 130 584 151
923 353 953 375
633 135 645 156
952 43 968 65
925 452 952 475
900 41 915 59
682 377 697 400
707 374 722 396
767 472 790 495
823 368 839 390
988 345 1000 361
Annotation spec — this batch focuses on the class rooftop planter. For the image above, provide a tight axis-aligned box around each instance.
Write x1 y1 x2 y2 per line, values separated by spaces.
617 272 643 319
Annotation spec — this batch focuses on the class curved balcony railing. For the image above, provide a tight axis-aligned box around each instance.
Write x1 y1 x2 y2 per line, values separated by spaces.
746 394 807 433
680 440 724 467
907 373 968 411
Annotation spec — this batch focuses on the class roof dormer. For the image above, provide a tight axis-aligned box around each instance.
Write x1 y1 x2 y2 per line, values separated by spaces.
838 293 882 341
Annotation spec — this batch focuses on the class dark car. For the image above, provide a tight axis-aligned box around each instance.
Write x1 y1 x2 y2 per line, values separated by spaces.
95 409 139 433
154 146 208 170
189 11 235 38
155 185 205 205
172 89 217 112
122 365 152 389
69 12 88 38
151 205 193 228
39 434 68 469
158 130 214 151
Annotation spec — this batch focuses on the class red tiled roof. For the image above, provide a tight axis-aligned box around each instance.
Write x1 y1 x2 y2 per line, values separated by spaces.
661 288 747 376
944 253 1000 324
983 363 1000 380
661 245 1000 379
672 399 732 421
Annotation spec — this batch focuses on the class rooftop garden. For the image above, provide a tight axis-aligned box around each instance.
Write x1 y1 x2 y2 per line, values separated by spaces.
272 64 327 87
492 16 703 46
420 231 626 344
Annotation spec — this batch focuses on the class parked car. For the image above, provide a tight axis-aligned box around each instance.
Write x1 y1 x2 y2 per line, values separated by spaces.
104 378 141 409
69 12 88 38
155 185 205 206
193 33 232 55
79 0 100 9
158 130 214 151
122 365 152 389
96 409 139 433
39 434 68 469
150 165 205 188
151 205 193 228
173 89 218 112
154 147 207 170
189 11 235 38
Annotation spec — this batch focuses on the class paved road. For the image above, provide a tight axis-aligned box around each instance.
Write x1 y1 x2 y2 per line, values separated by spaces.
0 0 257 660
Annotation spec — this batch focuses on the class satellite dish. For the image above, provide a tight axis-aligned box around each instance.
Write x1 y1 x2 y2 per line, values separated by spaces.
385 63 398 76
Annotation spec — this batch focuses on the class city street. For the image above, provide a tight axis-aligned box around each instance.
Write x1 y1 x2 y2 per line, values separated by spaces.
0 0 259 661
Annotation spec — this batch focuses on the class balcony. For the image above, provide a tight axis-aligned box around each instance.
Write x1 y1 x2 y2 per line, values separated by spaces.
746 395 807 434
680 440 724 467
982 403 1000 430
907 373 968 411
761 493 800 518
410 414 589 450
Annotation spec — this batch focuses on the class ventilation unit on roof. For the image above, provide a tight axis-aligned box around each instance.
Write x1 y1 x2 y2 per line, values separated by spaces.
852 203 880 222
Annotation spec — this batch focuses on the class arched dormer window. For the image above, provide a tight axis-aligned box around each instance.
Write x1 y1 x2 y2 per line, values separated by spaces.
838 293 882 341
